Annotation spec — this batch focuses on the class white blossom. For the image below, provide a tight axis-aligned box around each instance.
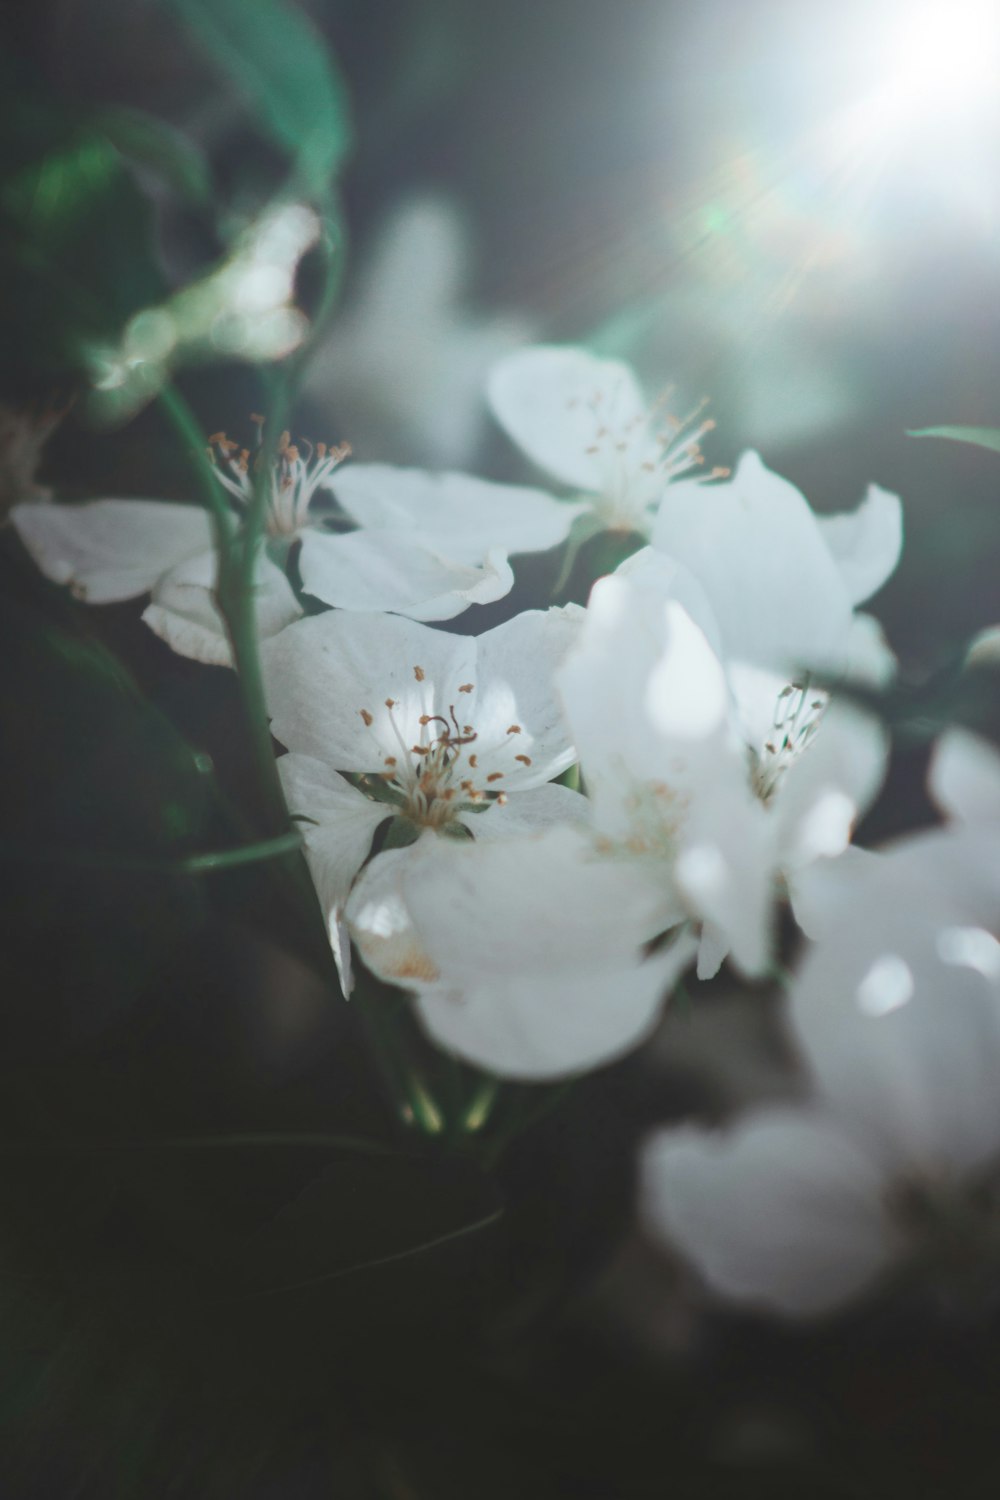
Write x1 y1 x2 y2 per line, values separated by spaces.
641 738 1000 1318
556 551 889 980
488 344 726 536
261 604 584 993
11 427 578 660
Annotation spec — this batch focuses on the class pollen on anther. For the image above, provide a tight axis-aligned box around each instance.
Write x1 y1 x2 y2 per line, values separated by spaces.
506 724 522 735
468 754 478 768
418 714 432 725
515 754 532 766
360 709 373 726
413 666 425 682
385 697 397 709
496 792 508 806
487 772 504 783
412 744 429 756
384 756 397 767
458 683 474 694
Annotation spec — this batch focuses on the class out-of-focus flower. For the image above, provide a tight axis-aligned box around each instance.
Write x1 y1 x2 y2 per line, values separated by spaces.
640 734 1000 1319
488 344 728 536
304 196 534 468
346 825 696 1080
85 202 320 422
556 550 889 979
261 605 584 993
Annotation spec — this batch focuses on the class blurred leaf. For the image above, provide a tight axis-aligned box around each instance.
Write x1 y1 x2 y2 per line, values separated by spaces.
165 0 353 197
909 425 1000 456
0 111 165 384
96 107 212 206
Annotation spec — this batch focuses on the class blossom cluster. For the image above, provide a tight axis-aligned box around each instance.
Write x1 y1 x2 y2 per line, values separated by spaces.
15 340 1000 1320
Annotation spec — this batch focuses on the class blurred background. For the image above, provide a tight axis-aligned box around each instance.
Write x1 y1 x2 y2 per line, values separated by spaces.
2 1 1000 1494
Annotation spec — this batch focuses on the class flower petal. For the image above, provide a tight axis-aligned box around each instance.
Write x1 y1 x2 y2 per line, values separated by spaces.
142 552 301 666
488 344 656 493
460 781 590 841
789 833 1000 1176
817 484 903 606
11 499 212 603
328 465 581 558
298 528 514 620
772 700 889 870
348 826 695 1079
641 1108 892 1317
261 609 476 768
468 605 582 787
652 451 853 673
928 727 1000 825
278 754 389 994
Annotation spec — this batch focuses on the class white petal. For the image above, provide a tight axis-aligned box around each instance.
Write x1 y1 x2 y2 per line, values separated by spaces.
817 484 903 606
345 840 445 990
928 727 1000 825
349 826 695 1079
461 781 590 841
789 838 1000 1176
676 781 777 980
142 552 300 666
773 700 889 870
327 465 581 558
278 754 389 994
414 937 693 1081
261 608 476 768
11 499 212 603
558 572 732 821
469 605 582 787
652 451 853 673
298 528 514 620
641 1108 893 1317
787 844 881 941
842 611 897 687
488 344 656 493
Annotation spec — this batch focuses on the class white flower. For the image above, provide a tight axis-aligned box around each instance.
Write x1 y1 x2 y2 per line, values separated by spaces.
651 449 902 682
260 605 584 993
640 748 1000 1319
11 426 579 659
303 195 535 469
9 424 350 666
346 825 697 1080
556 552 888 980
488 344 726 535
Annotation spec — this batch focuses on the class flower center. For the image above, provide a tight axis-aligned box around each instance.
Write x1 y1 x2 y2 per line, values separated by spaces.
750 680 827 805
356 667 532 831
207 417 351 539
569 382 729 530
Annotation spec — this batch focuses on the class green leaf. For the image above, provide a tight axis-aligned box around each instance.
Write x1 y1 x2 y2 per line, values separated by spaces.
165 0 353 197
908 425 1000 456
